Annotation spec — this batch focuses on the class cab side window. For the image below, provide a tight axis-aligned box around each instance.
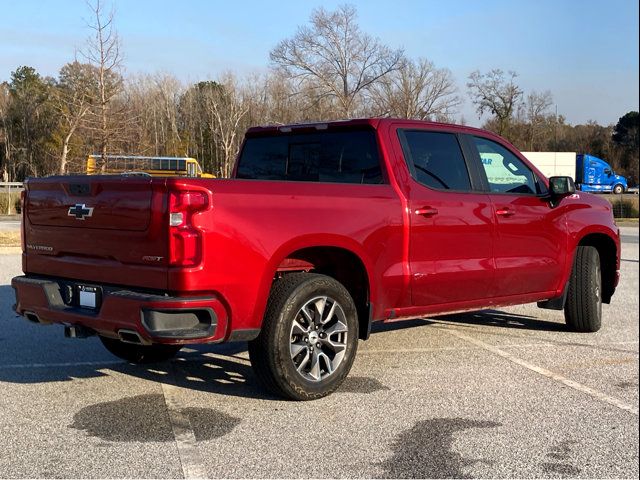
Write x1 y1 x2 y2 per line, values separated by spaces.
473 136 544 194
399 130 472 191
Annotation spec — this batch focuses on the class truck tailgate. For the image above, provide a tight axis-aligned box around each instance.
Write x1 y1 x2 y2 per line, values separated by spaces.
23 176 170 290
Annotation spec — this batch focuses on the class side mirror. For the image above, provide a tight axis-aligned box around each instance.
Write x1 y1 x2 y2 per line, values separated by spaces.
547 176 575 207
549 176 576 196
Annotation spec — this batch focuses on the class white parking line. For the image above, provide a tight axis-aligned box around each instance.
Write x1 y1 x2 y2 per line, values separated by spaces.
160 364 208 480
357 341 639 356
358 343 557 354
0 340 636 369
443 328 639 416
2 360 207 478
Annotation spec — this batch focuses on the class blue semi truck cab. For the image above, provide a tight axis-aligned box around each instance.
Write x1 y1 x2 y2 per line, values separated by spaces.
576 154 628 194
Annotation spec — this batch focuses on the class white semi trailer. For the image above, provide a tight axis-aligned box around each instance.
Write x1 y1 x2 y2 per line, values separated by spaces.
521 152 628 194
522 152 577 179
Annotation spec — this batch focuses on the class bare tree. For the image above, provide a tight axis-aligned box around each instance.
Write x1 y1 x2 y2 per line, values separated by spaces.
467 69 522 136
206 74 249 178
154 74 184 154
181 75 249 177
126 74 185 156
270 4 404 118
53 61 97 174
520 90 553 150
0 83 11 181
369 58 460 120
245 72 304 125
81 0 124 161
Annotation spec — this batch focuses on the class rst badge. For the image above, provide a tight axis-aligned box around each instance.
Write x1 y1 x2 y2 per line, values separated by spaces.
142 255 164 262
68 204 94 220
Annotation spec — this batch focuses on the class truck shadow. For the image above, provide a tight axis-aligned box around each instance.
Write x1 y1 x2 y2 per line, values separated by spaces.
432 309 569 332
1 278 568 399
0 340 386 400
371 309 568 334
0 338 273 400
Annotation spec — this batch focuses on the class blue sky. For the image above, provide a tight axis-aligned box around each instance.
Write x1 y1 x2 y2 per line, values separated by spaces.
1 0 638 126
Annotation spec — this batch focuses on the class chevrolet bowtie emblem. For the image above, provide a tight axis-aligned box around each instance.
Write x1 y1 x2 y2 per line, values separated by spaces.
68 203 94 220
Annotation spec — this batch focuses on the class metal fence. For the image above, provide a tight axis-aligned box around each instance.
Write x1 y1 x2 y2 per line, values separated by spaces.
607 193 640 219
612 200 639 219
0 182 23 189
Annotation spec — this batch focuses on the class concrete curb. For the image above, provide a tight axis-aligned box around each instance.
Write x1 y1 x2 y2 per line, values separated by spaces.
617 220 639 228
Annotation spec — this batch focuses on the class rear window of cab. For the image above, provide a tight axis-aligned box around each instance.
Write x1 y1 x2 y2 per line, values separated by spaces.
236 129 384 184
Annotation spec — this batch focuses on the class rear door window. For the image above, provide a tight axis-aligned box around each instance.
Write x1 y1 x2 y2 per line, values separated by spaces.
236 129 384 184
399 130 472 191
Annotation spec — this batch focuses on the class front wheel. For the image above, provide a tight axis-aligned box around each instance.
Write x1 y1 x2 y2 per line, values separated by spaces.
612 184 624 194
564 246 602 332
248 273 359 400
100 336 182 363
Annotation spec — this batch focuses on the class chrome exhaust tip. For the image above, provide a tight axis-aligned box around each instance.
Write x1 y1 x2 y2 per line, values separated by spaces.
24 311 41 323
117 329 150 345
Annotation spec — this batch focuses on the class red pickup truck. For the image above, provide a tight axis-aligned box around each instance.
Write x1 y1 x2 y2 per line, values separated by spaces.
12 119 620 400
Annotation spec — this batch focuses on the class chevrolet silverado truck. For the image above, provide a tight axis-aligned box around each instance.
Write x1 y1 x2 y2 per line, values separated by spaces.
12 119 620 400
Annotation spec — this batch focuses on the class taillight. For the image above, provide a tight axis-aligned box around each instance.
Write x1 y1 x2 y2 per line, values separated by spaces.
168 190 208 267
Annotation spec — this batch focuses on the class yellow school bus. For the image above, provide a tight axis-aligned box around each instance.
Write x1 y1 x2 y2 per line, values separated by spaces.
86 155 215 178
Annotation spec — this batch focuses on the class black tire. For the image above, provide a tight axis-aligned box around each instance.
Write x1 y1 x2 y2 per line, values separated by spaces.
248 273 359 400
564 246 602 332
99 336 182 363
612 184 624 194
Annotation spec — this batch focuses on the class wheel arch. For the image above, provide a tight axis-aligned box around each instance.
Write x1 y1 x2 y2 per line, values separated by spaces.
576 232 618 304
257 236 375 340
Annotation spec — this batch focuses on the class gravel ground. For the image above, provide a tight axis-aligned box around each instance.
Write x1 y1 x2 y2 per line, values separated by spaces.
0 230 637 478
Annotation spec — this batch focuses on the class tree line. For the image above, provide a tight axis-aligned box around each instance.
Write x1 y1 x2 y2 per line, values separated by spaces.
0 2 637 184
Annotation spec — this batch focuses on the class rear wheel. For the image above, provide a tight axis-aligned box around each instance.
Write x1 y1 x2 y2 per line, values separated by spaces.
613 184 624 194
248 273 358 400
564 246 602 332
99 336 182 363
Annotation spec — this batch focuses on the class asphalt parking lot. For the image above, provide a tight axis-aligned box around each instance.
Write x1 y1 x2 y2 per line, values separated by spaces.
0 227 637 478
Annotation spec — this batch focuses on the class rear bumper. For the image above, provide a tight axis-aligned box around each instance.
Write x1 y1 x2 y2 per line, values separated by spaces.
11 275 229 345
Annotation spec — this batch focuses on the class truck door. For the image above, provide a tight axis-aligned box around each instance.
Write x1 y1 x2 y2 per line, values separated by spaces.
468 135 567 297
579 155 609 192
396 128 495 306
588 157 605 191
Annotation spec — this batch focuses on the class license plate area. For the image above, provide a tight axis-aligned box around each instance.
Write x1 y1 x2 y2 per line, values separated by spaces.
77 285 101 310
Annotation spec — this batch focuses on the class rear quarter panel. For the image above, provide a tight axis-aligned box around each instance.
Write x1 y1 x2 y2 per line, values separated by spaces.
167 178 405 334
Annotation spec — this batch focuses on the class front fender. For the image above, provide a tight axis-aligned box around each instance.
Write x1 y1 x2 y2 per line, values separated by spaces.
613 176 627 189
559 222 620 298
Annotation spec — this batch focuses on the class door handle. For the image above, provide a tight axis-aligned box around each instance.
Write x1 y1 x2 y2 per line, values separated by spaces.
496 207 515 217
415 206 439 217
